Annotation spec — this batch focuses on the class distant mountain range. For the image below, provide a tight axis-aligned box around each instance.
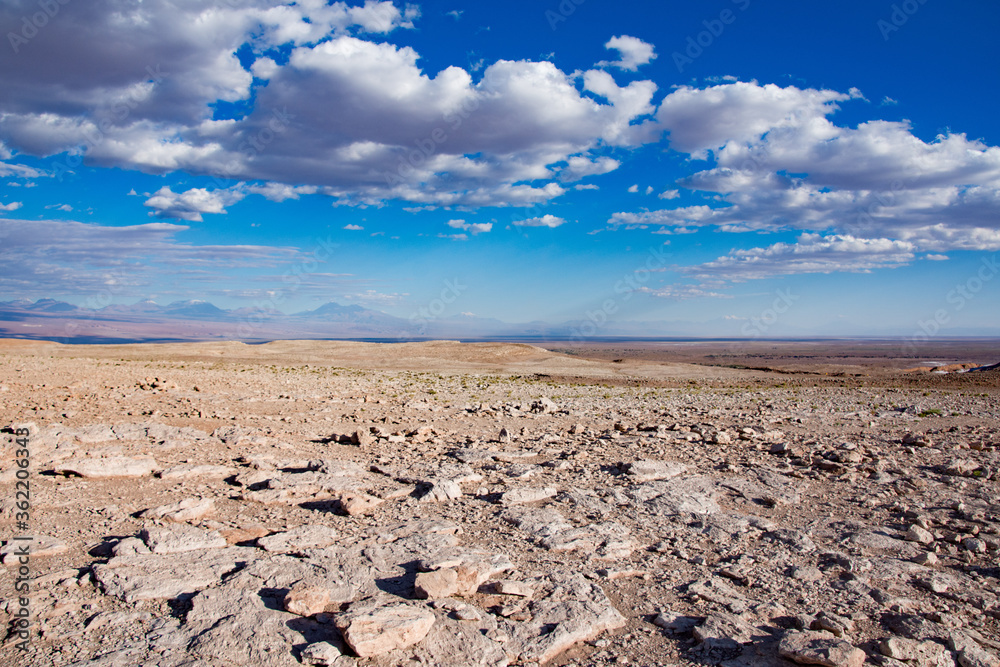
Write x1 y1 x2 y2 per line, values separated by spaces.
1 298 997 344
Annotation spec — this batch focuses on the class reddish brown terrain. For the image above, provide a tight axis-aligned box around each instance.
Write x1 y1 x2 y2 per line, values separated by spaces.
0 338 998 666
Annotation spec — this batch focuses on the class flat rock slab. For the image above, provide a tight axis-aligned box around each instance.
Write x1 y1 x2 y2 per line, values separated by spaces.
93 547 258 601
55 455 159 478
721 468 805 506
257 524 340 553
142 524 227 554
368 609 509 667
336 599 437 658
0 535 68 563
502 486 557 505
508 572 626 664
778 631 866 667
628 475 720 514
624 460 687 483
139 497 215 523
159 464 233 480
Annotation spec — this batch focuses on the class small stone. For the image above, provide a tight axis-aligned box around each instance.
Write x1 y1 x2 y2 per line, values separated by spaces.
494 580 535 598
623 460 687 483
791 566 824 582
300 641 347 666
810 611 855 638
905 525 935 545
962 537 987 554
501 486 557 505
352 429 375 447
336 600 436 658
531 397 559 414
284 582 331 616
912 552 939 566
139 497 215 523
778 631 866 667
420 479 463 503
414 568 459 599
336 491 384 516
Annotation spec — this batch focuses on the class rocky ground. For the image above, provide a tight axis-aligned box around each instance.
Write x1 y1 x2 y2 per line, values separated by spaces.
0 339 998 667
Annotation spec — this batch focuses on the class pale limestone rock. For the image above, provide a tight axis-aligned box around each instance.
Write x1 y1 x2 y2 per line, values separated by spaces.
623 460 687 483
93 547 258 602
501 486 557 505
283 582 331 616
141 524 227 554
337 491 384 515
507 572 626 664
158 464 233 480
56 455 158 478
414 568 459 599
420 479 463 502
336 600 436 658
778 631 866 667
905 524 935 545
0 535 67 564
257 524 340 553
139 497 215 523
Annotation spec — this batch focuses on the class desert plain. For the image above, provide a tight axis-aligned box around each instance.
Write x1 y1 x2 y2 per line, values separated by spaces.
0 337 998 667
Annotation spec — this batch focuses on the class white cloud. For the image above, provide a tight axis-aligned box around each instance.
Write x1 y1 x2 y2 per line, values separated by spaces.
608 81 1000 253
513 214 567 228
247 182 319 202
656 81 849 158
559 155 620 181
627 184 639 193
343 289 408 305
645 186 653 195
0 3 660 209
574 184 599 191
658 189 679 200
638 285 732 300
598 35 657 72
681 233 916 282
343 224 364 230
144 186 246 222
0 202 23 212
925 254 949 261
446 219 492 235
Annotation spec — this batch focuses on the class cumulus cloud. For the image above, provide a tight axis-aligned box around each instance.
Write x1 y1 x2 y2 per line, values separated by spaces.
513 214 568 228
598 35 657 71
246 182 319 202
144 186 246 221
0 2 660 209
681 234 916 282
0 202 23 212
343 224 364 230
446 219 492 235
606 80 1000 260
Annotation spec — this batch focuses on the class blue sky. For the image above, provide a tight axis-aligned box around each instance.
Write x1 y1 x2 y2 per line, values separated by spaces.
1 0 999 336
